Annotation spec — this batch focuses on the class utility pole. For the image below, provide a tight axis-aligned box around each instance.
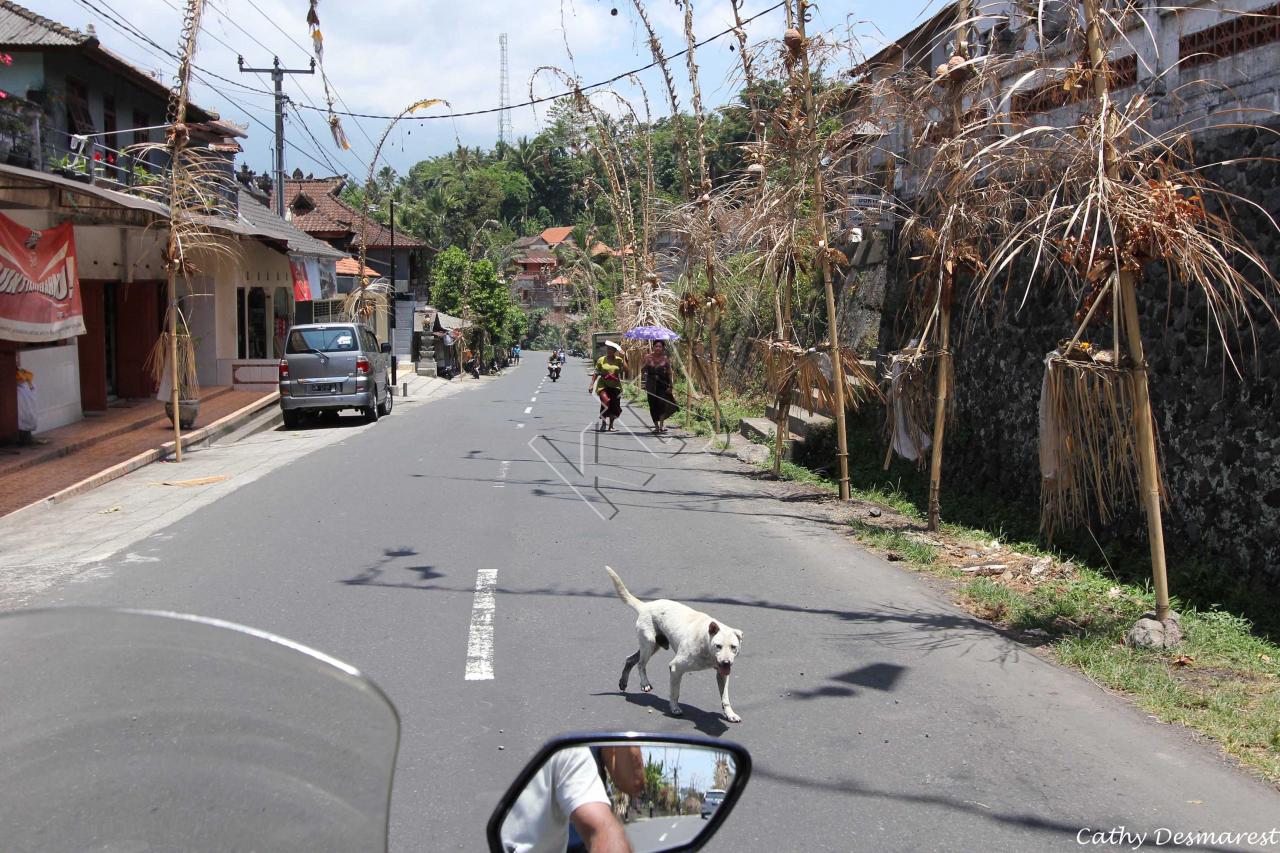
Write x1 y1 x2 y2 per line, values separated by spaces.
237 55 315 216
389 193 397 385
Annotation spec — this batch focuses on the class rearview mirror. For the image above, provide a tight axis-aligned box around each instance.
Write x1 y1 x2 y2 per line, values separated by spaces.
487 733 750 853
380 342 392 354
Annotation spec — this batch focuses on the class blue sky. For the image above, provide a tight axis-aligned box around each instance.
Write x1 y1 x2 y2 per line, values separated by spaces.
36 0 934 181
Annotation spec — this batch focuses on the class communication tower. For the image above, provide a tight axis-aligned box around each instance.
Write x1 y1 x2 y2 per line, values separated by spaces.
498 34 514 145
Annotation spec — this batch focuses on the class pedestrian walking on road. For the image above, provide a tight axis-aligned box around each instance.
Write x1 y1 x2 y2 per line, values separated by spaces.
640 341 678 434
591 341 625 431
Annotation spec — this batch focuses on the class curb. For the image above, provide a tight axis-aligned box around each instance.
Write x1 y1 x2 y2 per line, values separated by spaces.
4 392 280 520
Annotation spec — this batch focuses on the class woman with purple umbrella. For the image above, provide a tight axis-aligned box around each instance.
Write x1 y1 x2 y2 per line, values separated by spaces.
624 326 682 434
641 340 678 433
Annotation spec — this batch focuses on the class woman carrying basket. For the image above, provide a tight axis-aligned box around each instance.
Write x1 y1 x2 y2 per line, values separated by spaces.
590 341 625 432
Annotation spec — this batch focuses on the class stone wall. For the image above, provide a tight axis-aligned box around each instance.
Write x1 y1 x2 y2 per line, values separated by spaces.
875 124 1280 589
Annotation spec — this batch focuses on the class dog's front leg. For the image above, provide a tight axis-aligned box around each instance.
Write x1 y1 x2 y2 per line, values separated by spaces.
717 672 742 723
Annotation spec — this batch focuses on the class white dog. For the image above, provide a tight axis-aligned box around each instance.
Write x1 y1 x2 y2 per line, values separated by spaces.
606 566 744 723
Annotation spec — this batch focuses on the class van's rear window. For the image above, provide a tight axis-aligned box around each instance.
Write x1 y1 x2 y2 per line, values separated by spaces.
287 327 358 353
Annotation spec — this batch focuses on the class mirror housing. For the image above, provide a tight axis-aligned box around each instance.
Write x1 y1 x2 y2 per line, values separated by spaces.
379 342 392 354
487 732 750 853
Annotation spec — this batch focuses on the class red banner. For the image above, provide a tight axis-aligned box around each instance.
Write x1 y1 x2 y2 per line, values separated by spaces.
289 257 313 302
0 214 84 342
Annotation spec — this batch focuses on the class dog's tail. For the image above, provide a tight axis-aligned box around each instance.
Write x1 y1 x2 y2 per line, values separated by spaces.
605 566 644 611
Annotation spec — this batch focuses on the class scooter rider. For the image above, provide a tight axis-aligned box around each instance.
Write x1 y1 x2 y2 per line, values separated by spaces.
548 354 562 381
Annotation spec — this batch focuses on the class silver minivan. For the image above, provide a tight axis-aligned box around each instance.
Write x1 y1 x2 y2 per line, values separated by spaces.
278 323 392 428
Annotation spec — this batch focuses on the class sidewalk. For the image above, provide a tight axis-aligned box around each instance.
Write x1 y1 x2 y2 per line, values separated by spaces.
0 388 274 517
0 367 479 520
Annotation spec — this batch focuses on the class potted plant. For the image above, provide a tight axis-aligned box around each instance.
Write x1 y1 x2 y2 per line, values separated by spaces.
146 318 200 430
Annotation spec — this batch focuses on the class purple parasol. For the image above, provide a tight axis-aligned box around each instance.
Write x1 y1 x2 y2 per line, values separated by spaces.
623 325 681 341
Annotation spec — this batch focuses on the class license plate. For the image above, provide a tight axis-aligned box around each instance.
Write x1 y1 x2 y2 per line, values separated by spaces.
309 383 336 394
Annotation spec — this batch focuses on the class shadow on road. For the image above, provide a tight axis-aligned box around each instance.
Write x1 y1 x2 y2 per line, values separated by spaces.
786 663 908 701
750 766 1243 853
590 690 731 737
340 546 445 590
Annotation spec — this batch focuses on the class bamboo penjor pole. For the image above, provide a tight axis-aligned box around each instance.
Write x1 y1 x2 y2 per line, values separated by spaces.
1080 0 1170 621
796 0 851 499
163 0 207 462
926 0 971 531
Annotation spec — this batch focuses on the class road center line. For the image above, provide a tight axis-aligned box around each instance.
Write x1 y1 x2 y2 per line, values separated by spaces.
530 396 537 402
659 833 668 843
464 569 497 681
524 406 533 414
494 460 510 488
516 423 525 429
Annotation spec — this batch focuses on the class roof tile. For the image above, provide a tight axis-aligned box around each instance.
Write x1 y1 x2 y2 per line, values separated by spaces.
284 177 425 248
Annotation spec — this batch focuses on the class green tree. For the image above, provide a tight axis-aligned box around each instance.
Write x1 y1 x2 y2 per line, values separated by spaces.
504 301 529 346
431 245 470 313
467 259 513 349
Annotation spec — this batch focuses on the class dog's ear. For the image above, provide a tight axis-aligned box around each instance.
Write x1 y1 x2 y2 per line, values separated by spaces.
707 621 720 636
734 629 744 643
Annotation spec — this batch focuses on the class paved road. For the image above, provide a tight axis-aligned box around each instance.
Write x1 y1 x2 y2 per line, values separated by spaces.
625 814 706 849
7 354 1278 851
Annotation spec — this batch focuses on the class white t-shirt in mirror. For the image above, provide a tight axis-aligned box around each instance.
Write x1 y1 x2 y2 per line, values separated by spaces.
501 747 610 853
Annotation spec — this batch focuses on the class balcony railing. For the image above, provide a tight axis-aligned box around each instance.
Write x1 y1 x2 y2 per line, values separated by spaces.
1 115 236 213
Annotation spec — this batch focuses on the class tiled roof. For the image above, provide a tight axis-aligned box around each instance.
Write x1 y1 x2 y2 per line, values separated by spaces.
539 226 575 245
521 251 556 263
0 0 86 46
283 176 425 248
335 257 380 277
236 189 345 260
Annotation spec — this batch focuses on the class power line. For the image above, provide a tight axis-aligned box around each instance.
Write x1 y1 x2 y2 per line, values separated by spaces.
73 0 275 97
197 0 370 176
66 0 348 176
232 0 380 153
288 103 346 175
290 1 787 121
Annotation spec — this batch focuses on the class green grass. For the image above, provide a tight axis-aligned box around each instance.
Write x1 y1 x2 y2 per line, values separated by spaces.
848 520 940 567
956 563 1280 784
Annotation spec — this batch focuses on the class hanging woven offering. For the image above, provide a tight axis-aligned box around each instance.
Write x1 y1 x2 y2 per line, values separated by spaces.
1038 342 1159 538
882 345 941 466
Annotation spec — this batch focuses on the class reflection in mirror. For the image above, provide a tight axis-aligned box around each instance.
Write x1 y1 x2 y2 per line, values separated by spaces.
499 741 739 853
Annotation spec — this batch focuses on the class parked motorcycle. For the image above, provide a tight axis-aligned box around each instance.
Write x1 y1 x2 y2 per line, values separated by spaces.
0 608 750 852
548 362 562 381
465 356 481 379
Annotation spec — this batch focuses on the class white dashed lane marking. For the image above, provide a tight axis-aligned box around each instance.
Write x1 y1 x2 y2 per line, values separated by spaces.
524 406 533 414
464 569 498 681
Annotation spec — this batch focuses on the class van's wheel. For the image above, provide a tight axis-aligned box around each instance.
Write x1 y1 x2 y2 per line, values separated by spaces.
282 409 302 429
364 387 380 423
377 376 393 416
